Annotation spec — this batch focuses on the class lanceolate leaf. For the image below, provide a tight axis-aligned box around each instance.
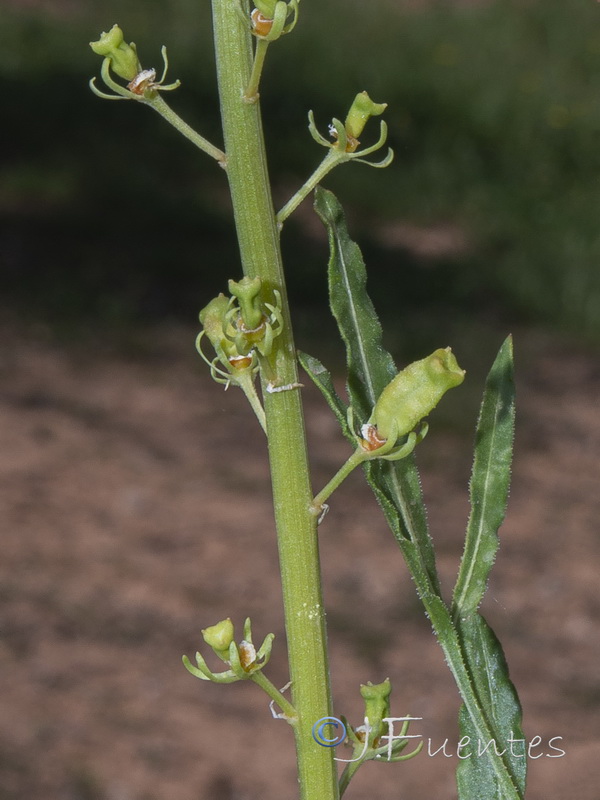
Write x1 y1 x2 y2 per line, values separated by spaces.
456 614 527 799
313 187 395 416
452 336 516 618
451 338 525 799
312 186 438 594
297 352 351 440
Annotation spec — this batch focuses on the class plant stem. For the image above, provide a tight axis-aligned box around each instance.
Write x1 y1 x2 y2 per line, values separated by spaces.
148 95 227 164
250 670 297 720
312 449 366 512
277 149 342 224
338 759 361 797
210 2 339 799
244 38 270 102
237 373 267 433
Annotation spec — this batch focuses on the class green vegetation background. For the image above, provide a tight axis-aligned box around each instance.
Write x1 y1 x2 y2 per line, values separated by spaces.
2 0 600 343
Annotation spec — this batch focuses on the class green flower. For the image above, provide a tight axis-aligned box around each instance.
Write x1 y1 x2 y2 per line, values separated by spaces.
370 348 465 443
90 24 140 81
344 92 388 141
202 618 235 656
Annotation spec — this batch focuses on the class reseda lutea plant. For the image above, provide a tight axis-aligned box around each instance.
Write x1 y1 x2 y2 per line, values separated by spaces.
90 3 525 799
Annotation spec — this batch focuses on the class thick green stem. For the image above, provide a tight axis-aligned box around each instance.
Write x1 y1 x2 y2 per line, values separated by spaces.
211 2 339 799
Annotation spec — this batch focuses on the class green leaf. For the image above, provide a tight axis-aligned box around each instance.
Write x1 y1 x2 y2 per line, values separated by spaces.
456 614 526 799
451 339 524 797
313 186 438 592
297 351 351 441
313 186 395 417
452 336 516 617
312 188 524 800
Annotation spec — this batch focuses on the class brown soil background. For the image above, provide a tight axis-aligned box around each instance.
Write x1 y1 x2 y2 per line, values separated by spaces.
0 321 598 800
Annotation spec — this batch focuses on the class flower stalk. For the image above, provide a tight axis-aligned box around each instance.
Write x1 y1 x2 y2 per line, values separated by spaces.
149 95 226 164
89 27 226 164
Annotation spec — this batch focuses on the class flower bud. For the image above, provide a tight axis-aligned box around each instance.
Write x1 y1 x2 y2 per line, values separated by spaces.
90 24 140 81
344 91 388 140
199 294 237 358
199 293 229 334
360 678 392 745
202 618 235 655
370 348 465 442
228 276 264 332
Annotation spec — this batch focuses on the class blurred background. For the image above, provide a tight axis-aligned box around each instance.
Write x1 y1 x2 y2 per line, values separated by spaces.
1 0 599 798
4 0 600 340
